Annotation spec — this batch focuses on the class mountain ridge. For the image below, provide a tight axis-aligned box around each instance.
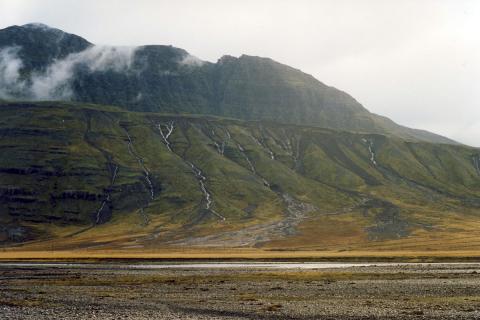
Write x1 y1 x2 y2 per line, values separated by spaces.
0 23 457 145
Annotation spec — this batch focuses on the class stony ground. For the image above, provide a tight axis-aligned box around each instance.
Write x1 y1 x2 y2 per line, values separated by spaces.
1 263 480 319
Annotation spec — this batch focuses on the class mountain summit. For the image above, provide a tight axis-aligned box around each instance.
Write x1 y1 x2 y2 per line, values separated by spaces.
0 23 455 144
0 23 91 70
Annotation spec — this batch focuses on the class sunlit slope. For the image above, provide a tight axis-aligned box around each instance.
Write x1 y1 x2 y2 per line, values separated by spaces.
0 102 479 249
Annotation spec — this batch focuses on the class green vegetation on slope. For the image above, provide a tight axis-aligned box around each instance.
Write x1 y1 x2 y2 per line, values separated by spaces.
0 101 478 249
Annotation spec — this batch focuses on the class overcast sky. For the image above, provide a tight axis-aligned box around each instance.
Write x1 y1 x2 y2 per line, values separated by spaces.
1 0 478 146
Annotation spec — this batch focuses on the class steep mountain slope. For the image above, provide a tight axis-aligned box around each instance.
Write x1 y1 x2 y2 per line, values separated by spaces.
0 23 455 144
0 101 478 249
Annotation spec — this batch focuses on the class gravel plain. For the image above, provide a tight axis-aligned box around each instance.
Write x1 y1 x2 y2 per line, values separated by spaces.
0 262 480 319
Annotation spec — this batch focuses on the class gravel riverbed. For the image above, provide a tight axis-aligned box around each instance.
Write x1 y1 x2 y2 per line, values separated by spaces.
1 263 480 319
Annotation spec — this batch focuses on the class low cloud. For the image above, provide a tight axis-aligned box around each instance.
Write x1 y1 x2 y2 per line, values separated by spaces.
0 46 25 99
0 45 137 100
0 44 202 101
179 53 205 67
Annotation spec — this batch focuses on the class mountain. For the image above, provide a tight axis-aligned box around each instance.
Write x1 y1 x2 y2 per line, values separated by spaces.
0 23 455 144
0 101 478 250
0 24 478 251
0 23 91 71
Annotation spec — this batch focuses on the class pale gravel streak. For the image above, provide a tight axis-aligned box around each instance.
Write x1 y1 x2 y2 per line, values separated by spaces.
187 161 226 221
236 142 270 187
281 132 291 152
155 122 225 221
213 141 224 155
94 201 106 224
363 138 377 166
260 127 279 160
231 135 270 188
280 129 298 167
157 121 174 152
123 127 154 200
250 134 275 160
94 164 118 225
111 164 119 184
211 128 224 155
237 143 256 173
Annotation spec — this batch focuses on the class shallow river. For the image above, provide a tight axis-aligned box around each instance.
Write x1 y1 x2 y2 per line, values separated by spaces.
0 262 477 269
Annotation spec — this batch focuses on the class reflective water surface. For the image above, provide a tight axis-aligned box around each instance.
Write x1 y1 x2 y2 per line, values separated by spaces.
0 262 478 269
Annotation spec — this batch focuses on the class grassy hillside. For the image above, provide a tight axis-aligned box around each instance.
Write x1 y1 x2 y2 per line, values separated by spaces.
0 101 478 251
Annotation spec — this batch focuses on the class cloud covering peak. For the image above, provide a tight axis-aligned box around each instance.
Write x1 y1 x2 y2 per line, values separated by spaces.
0 45 138 100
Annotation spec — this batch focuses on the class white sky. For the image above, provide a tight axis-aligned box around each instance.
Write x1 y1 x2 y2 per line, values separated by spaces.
1 0 479 146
